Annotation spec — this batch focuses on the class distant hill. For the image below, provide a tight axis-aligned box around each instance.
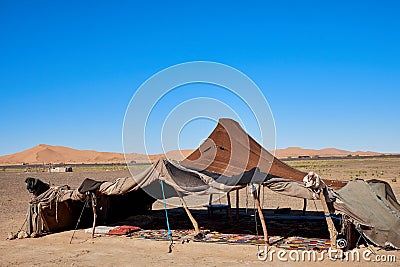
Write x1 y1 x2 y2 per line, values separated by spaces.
0 144 383 165
0 144 193 165
273 147 381 158
0 144 124 165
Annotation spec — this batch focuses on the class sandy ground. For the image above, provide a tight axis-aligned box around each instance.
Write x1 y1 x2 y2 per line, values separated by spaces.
0 158 399 266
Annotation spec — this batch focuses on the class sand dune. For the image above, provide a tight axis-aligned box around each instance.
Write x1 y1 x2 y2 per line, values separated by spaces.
0 144 124 165
0 144 194 165
0 144 382 165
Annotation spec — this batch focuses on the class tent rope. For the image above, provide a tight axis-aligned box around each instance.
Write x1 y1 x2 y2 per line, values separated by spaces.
69 192 90 244
324 213 342 221
160 180 174 253
355 224 376 255
18 205 30 233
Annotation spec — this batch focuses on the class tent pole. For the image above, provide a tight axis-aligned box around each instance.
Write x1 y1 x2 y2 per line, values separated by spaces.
91 193 97 238
253 188 269 244
235 189 239 220
227 191 233 224
175 190 200 234
302 199 307 215
319 190 337 249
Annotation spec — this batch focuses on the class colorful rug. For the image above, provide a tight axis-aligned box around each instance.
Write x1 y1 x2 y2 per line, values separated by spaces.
127 229 331 251
107 225 142 235
274 236 331 251
128 229 194 241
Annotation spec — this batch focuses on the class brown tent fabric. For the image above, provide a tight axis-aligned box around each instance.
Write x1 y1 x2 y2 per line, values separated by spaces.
27 183 154 235
28 185 84 234
334 179 400 249
98 158 317 199
367 179 400 211
181 118 347 189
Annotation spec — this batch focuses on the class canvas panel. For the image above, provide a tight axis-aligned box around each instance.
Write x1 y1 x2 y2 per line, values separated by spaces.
334 179 400 249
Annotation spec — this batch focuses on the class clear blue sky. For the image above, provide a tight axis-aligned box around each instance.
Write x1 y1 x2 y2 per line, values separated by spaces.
1 0 399 155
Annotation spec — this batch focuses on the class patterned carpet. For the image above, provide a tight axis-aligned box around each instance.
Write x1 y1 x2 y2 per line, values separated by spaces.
127 229 331 251
117 209 336 251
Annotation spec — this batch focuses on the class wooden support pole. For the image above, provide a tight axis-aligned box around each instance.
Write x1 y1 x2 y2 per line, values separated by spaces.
175 190 200 234
253 188 269 245
91 193 97 238
302 199 307 215
235 189 239 220
227 191 233 224
319 190 337 249
37 203 43 236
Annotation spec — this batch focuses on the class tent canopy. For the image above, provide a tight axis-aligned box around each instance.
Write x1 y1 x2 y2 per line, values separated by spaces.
181 118 347 189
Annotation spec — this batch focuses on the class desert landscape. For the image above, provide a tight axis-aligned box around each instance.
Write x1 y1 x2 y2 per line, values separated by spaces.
2 2 399 266
1 153 399 266
0 143 387 166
